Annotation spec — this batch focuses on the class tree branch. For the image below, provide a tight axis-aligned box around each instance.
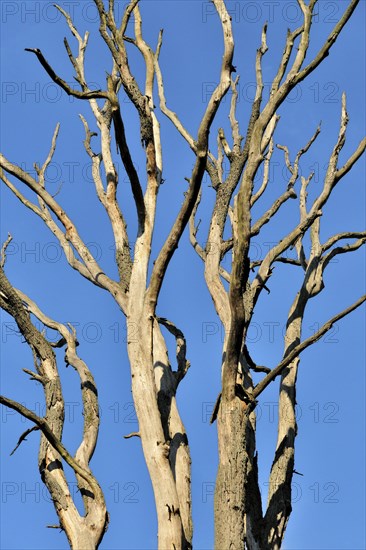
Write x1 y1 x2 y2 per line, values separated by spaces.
322 235 366 269
0 153 125 304
253 294 366 399
322 231 366 253
10 426 40 456
146 0 235 310
24 48 108 99
251 97 361 308
293 0 360 86
157 317 190 386
0 234 12 268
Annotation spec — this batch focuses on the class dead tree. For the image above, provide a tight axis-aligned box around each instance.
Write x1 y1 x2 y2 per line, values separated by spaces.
0 1 364 549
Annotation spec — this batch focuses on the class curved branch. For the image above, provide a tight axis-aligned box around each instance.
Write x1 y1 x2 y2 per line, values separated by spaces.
155 31 196 151
322 231 366 253
251 188 297 236
16 289 100 467
322 235 366 269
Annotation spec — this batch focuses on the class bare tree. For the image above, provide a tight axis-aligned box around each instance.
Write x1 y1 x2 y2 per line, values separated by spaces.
0 1 364 549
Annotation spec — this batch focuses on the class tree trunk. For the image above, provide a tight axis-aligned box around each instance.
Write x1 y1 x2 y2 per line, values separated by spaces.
63 524 99 550
126 308 192 550
215 397 263 550
262 360 298 549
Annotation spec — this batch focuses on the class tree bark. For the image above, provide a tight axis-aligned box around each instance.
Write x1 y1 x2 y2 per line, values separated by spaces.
215 397 263 550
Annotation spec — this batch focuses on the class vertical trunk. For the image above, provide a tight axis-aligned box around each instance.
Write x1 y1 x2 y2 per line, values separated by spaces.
214 397 263 550
62 521 99 550
126 310 192 550
168 397 192 545
71 531 97 550
262 360 298 550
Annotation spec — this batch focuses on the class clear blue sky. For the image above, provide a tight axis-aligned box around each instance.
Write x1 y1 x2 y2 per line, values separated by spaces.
0 1 365 549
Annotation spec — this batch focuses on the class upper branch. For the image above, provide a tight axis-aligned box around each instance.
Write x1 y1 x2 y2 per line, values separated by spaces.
0 153 124 303
146 0 235 310
54 3 90 89
252 96 365 307
322 234 366 269
322 232 366 254
154 31 197 153
293 0 360 86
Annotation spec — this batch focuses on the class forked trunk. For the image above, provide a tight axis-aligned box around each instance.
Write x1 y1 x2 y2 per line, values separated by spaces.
64 526 99 550
126 309 192 550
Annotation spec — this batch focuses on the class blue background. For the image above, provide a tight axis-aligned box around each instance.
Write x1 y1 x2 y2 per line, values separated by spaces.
0 1 365 549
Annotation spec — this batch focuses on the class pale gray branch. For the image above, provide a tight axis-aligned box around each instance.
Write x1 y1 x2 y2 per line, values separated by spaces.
189 189 206 262
251 188 297 236
251 138 274 206
270 26 303 95
229 76 241 152
322 231 366 253
335 137 366 181
255 23 268 101
293 0 360 86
